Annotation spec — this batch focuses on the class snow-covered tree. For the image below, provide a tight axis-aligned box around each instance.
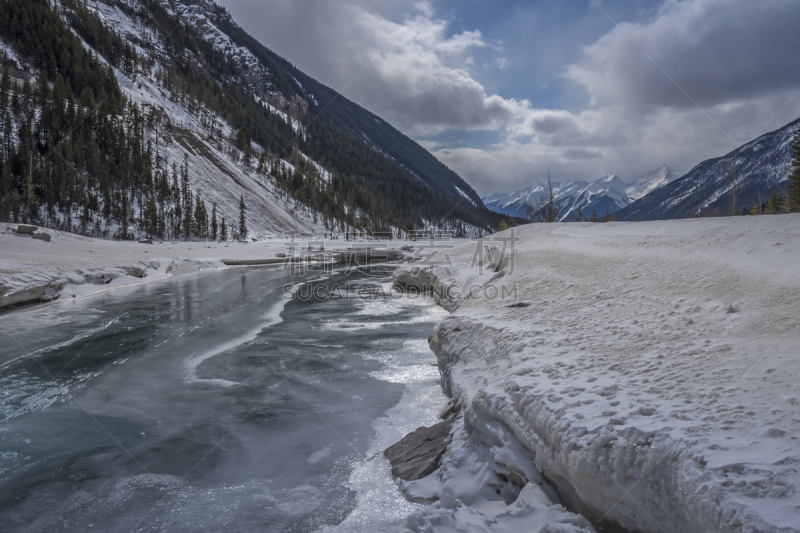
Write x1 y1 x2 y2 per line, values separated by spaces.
238 196 247 240
788 129 800 212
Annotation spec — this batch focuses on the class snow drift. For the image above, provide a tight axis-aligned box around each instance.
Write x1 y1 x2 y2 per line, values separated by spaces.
392 215 800 532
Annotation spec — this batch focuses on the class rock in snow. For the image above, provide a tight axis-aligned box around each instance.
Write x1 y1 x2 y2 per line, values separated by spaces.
393 215 800 533
16 224 37 235
385 418 457 481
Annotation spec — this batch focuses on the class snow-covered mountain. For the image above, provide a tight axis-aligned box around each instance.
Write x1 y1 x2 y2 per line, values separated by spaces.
483 121 797 224
617 118 800 221
482 180 583 219
482 173 632 221
624 165 682 201
561 173 631 220
0 0 497 238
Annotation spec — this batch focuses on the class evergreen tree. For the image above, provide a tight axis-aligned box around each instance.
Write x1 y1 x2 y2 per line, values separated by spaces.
788 128 800 212
193 192 208 237
238 195 247 239
220 217 228 241
573 204 583 222
589 209 599 223
183 185 193 240
256 152 266 174
144 195 158 236
0 67 9 121
2 114 11 158
120 193 129 240
211 203 218 240
766 190 781 214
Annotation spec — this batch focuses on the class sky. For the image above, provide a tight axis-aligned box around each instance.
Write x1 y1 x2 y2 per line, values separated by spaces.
218 0 800 196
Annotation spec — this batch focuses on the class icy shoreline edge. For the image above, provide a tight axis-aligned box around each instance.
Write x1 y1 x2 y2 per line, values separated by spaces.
0 222 407 313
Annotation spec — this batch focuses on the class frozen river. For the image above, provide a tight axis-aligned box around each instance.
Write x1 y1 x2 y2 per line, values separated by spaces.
0 264 448 532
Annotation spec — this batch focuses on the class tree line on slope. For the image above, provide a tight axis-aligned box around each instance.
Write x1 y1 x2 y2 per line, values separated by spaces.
737 128 800 216
0 0 259 239
687 131 800 219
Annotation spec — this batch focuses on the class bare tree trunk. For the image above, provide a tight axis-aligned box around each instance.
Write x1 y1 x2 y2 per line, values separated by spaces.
524 171 562 223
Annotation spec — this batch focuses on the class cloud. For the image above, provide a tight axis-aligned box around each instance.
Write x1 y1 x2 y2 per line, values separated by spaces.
442 0 800 195
435 86 800 196
563 148 602 160
221 0 800 196
565 0 800 108
221 0 516 134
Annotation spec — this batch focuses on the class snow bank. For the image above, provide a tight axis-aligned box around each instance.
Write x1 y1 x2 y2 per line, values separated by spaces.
0 255 221 309
0 223 412 312
392 215 800 533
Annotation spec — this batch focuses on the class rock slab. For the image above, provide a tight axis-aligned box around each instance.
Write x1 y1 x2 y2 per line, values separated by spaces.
17 224 38 235
384 417 456 481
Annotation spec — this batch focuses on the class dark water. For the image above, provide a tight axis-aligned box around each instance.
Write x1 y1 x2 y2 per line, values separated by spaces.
0 265 447 532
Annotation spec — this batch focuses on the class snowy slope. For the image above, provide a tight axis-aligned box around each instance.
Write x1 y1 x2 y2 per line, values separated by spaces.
106 72 322 236
2 0 492 239
393 215 800 532
73 0 328 236
617 118 800 220
624 165 682 201
560 173 631 220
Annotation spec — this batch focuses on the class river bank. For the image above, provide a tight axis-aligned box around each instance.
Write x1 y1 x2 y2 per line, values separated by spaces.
391 215 800 533
0 222 407 311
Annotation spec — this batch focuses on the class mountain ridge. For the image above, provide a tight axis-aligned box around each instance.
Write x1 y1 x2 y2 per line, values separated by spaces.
482 113 797 225
624 165 682 201
482 170 646 221
616 118 799 220
0 0 499 239
201 1 486 206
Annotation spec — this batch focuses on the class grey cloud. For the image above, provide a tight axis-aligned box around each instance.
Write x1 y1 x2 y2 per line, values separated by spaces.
443 0 800 194
563 148 602 160
436 87 800 196
219 0 513 133
532 116 563 134
567 0 800 109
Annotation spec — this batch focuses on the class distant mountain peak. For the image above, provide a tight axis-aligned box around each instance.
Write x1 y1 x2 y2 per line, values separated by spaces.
625 165 682 201
482 173 632 220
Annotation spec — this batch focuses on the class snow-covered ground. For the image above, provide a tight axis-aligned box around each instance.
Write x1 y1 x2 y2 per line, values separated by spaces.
392 215 800 533
0 223 406 310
